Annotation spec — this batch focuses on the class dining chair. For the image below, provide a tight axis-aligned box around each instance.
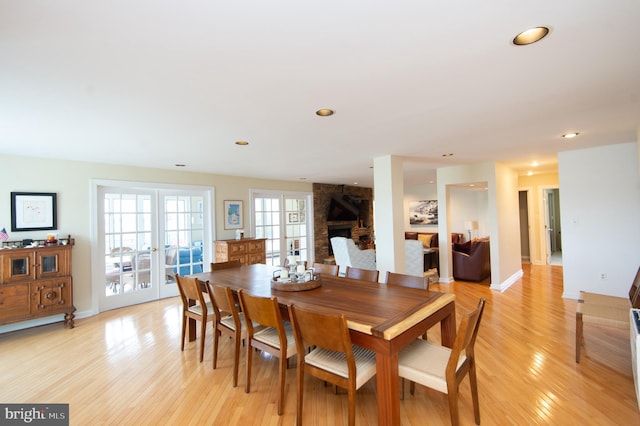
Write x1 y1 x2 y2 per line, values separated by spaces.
386 272 430 339
237 289 298 415
288 304 376 426
311 262 339 277
211 284 250 387
399 298 486 426
175 274 215 362
385 271 429 290
210 259 242 270
345 266 379 283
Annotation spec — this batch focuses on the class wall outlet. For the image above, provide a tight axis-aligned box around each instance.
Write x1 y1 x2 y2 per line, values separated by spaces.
600 273 607 280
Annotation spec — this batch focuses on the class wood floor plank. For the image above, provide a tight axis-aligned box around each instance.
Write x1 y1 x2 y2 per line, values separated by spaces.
1 264 638 425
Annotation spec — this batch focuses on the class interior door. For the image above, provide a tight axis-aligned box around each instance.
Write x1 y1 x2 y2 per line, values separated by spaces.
101 188 157 311
253 191 313 267
159 191 205 298
96 183 212 312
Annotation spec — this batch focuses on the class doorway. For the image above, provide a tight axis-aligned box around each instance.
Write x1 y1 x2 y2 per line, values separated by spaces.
92 181 213 312
251 190 314 267
518 190 532 263
544 187 562 265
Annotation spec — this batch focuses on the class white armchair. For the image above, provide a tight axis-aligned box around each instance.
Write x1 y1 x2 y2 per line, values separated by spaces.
330 237 377 276
404 239 425 277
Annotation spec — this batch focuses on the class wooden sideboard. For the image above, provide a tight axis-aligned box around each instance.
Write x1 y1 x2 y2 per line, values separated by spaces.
214 238 266 266
0 243 75 328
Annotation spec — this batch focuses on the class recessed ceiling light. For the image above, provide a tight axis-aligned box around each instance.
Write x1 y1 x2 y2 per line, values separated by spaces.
528 171 533 176
316 109 334 116
353 182 358 185
562 132 580 139
531 161 539 167
513 27 549 45
235 141 249 145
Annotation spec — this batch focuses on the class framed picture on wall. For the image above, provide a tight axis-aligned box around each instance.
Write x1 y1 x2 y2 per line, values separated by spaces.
408 200 438 225
224 200 243 229
11 192 58 232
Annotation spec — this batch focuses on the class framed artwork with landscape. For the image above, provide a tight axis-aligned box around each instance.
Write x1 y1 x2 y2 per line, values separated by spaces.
224 200 243 229
409 200 438 225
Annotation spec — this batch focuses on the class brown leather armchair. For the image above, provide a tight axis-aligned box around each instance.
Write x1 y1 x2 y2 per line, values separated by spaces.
453 238 490 282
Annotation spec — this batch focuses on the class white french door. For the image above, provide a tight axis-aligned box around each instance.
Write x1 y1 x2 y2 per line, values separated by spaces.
93 181 212 312
252 190 313 267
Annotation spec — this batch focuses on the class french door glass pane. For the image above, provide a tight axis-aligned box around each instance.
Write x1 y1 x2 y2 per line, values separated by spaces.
253 193 310 267
163 194 204 285
104 192 153 296
255 197 281 266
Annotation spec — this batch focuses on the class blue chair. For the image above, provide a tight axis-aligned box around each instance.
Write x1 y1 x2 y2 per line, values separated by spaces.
166 246 203 276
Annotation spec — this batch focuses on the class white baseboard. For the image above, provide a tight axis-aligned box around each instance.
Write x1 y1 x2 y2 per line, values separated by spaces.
0 309 94 335
490 269 524 292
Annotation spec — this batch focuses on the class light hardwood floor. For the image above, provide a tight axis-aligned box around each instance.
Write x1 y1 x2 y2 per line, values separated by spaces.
1 264 639 425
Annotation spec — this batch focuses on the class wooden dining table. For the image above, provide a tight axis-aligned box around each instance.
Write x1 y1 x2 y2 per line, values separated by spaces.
189 263 456 425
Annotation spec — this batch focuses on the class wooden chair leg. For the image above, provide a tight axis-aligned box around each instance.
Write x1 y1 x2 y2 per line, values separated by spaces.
199 319 206 362
347 385 356 426
576 312 583 363
245 342 253 394
447 381 460 426
180 314 187 351
278 355 287 415
469 362 480 425
213 328 219 369
232 334 241 387
296 363 304 426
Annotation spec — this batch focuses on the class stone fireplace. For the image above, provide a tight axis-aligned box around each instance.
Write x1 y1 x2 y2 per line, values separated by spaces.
313 183 374 263
327 224 351 256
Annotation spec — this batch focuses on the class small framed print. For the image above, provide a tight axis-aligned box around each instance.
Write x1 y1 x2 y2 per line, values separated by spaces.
11 192 58 232
288 212 299 223
224 200 243 229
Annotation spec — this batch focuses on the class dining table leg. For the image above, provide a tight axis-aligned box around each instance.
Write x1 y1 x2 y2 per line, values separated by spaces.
375 347 400 425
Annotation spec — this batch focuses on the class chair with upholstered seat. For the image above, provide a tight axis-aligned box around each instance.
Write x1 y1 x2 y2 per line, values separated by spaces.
576 266 640 362
175 275 215 363
211 284 252 386
385 271 429 290
210 259 242 270
238 290 299 415
330 236 376 276
288 304 377 426
404 239 426 278
345 266 379 283
399 298 486 426
311 262 339 277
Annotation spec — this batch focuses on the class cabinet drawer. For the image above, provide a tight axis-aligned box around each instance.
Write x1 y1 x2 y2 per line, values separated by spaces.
229 243 247 254
0 284 30 320
248 253 265 264
248 241 265 252
229 254 248 265
30 278 73 313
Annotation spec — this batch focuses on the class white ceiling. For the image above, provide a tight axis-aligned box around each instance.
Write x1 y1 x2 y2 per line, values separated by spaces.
1 1 639 187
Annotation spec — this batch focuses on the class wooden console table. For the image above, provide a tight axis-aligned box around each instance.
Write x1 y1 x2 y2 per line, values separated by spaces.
0 241 75 328
214 238 266 265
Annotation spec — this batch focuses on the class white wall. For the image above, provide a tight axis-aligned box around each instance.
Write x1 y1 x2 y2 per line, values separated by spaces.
560 142 640 299
0 155 312 329
448 187 489 241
